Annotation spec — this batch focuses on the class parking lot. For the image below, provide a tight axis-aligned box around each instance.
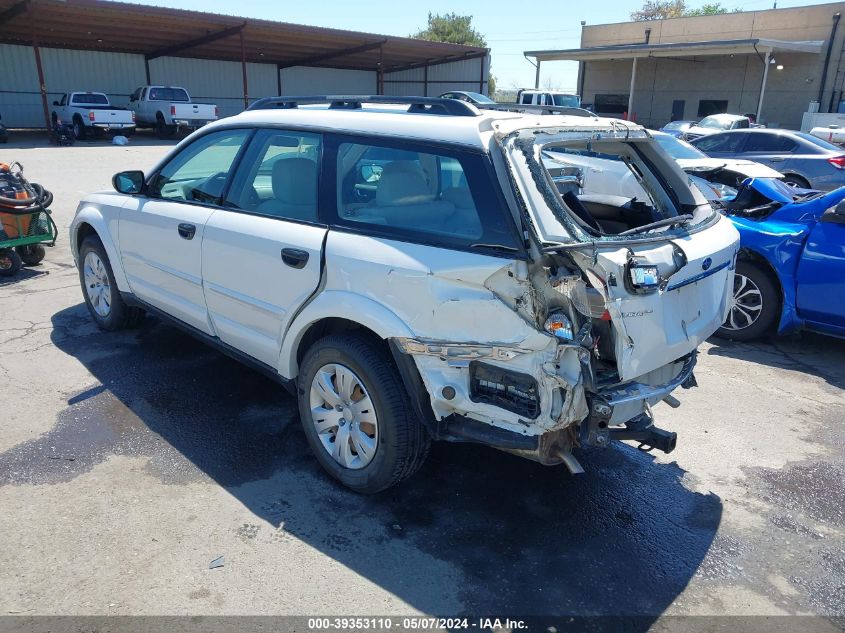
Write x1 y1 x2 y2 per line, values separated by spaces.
1 133 844 628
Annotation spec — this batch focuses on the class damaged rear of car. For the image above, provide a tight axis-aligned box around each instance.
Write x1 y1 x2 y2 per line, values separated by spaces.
393 118 739 474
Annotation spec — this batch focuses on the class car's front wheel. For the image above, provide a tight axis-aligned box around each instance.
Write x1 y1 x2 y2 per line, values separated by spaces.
297 334 430 494
717 260 779 341
78 236 144 330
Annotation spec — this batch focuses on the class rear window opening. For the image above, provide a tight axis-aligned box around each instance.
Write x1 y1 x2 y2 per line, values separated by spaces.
541 139 683 235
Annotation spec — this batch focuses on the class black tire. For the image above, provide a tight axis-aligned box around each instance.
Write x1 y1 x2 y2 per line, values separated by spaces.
78 235 144 331
72 116 87 141
297 334 430 494
0 248 23 277
782 174 810 189
16 244 46 266
156 115 175 139
716 260 780 341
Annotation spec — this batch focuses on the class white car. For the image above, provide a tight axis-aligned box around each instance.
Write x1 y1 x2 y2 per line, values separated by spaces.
683 113 753 142
70 96 739 493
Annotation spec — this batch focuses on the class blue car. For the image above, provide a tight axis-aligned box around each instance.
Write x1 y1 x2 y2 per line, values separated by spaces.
717 177 845 341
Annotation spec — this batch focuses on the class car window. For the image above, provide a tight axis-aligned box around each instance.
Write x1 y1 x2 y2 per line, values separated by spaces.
72 93 108 105
148 87 190 102
654 134 707 159
693 133 744 153
333 139 520 253
225 130 322 222
59 94 67 106
552 94 580 108
149 129 251 203
733 119 750 129
795 132 842 153
743 133 798 153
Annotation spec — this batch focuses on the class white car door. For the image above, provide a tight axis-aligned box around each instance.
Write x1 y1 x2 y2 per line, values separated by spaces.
202 129 327 368
119 128 252 334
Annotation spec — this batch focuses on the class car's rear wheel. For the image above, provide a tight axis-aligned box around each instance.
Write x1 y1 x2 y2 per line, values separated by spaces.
717 260 779 341
782 174 810 189
72 116 86 141
78 236 144 330
297 334 430 494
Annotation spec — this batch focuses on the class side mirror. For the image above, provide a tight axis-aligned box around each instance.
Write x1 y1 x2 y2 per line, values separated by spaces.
112 170 145 195
53 101 59 106
821 199 845 224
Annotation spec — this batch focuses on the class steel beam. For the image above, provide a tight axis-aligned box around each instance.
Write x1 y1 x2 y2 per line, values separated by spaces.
0 0 29 26
145 22 245 60
386 50 487 74
277 39 387 69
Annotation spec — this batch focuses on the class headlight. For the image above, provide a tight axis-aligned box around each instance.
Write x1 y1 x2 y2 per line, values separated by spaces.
544 311 574 341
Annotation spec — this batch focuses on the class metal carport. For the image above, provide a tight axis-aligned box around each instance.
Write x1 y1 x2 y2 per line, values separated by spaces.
0 0 488 129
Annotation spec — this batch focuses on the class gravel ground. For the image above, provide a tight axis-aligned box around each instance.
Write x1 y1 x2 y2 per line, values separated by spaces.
0 132 843 631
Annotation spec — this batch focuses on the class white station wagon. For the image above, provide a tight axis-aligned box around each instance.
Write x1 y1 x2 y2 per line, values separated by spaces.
71 96 739 493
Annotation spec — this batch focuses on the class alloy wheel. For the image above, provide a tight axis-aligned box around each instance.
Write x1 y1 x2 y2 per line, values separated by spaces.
724 272 762 331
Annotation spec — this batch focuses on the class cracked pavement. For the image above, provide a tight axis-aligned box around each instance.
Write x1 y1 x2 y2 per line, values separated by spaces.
0 133 843 628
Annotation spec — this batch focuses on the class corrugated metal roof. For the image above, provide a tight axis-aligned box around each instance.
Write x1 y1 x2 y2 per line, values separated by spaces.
0 0 487 71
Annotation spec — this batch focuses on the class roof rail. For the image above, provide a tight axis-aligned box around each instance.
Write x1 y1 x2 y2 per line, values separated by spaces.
247 95 480 117
477 103 596 118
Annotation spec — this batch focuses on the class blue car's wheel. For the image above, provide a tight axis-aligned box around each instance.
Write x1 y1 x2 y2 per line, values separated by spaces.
717 261 779 341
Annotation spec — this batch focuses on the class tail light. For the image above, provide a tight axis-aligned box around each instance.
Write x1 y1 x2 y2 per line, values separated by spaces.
214 106 219 118
88 111 95 121
170 105 176 116
828 156 845 169
131 111 136 122
626 259 662 294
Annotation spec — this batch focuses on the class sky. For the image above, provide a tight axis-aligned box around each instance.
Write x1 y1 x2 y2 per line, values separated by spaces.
139 0 829 92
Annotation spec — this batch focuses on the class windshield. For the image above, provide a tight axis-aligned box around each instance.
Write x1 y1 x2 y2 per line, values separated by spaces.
72 93 108 105
503 128 712 243
654 134 707 160
464 92 495 103
552 94 581 108
149 87 190 102
697 116 732 130
662 121 690 131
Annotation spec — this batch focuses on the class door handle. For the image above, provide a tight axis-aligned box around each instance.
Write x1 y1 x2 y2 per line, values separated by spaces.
769 157 785 162
281 248 309 269
177 223 196 240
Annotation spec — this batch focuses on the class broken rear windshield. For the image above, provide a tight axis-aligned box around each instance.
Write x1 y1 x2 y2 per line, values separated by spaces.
501 126 716 245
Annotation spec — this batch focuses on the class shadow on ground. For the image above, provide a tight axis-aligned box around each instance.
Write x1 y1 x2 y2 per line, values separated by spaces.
2 304 724 622
707 332 845 390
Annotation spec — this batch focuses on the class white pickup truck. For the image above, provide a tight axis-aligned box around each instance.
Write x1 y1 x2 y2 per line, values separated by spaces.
51 92 135 140
128 86 218 138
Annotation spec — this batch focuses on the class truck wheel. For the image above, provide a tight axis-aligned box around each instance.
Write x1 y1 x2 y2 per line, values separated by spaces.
72 116 86 140
716 260 780 342
297 334 430 494
0 248 23 276
16 244 46 266
78 236 144 330
156 115 175 139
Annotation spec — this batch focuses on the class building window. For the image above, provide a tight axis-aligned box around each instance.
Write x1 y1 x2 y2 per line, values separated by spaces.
697 100 728 118
594 94 629 115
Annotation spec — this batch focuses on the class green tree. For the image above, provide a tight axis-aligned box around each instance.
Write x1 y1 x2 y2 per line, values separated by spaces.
631 0 687 21
411 12 495 97
684 3 734 16
412 12 486 46
631 0 736 20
